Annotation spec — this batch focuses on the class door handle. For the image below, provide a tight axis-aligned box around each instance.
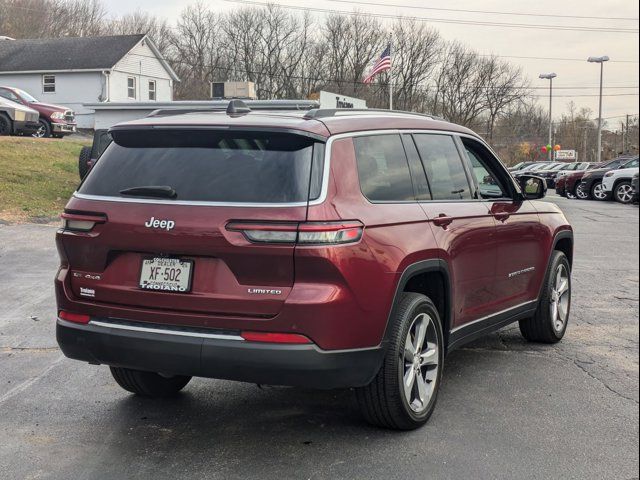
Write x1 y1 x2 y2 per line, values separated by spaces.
494 212 510 222
433 214 454 228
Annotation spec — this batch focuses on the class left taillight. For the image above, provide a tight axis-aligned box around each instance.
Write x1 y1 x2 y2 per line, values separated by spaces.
60 211 107 232
226 221 363 245
58 311 90 324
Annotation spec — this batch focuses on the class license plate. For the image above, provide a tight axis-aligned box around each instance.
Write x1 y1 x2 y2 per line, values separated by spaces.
139 257 193 293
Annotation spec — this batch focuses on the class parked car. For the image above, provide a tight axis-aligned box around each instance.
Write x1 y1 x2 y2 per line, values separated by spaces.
577 157 640 200
601 157 639 204
0 86 76 138
509 161 537 172
632 172 639 203
556 163 601 198
0 96 40 136
537 163 572 188
78 129 112 179
55 102 573 430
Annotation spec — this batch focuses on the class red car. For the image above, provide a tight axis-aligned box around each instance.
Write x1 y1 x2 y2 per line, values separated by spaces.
55 102 573 430
0 86 76 138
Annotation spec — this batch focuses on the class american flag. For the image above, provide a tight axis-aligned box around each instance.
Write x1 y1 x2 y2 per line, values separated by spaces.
363 44 392 84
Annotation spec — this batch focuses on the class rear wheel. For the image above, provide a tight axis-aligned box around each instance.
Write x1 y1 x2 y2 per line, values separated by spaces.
110 367 191 397
591 182 608 201
356 293 444 430
519 251 571 343
614 181 634 204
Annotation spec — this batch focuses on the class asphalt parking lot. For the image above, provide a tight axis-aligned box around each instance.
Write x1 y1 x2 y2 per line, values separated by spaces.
0 195 638 480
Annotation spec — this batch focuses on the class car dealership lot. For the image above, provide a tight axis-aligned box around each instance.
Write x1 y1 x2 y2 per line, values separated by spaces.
0 195 638 480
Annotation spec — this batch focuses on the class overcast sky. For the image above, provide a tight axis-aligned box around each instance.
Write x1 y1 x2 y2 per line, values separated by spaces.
106 0 639 125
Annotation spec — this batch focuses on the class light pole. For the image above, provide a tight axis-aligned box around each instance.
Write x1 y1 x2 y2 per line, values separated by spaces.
588 55 609 163
539 73 557 161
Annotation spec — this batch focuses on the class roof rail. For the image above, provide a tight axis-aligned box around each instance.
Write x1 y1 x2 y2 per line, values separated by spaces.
303 108 445 122
146 99 320 118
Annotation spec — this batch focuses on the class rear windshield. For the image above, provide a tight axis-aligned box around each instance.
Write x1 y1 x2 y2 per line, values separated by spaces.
78 130 325 204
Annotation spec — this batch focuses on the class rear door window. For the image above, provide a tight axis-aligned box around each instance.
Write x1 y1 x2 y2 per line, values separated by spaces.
353 134 415 202
413 134 472 200
79 130 324 204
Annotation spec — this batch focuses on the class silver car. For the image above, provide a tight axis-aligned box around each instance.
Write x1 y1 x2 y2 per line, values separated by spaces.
0 96 40 136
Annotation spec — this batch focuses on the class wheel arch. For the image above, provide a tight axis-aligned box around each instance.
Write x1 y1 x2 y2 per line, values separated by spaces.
382 259 453 352
553 230 574 268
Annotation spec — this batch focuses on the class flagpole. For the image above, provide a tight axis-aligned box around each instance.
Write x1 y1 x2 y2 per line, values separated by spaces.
389 36 393 111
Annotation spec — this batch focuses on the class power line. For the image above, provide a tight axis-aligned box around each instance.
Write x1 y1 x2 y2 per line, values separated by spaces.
326 0 640 22
222 0 640 34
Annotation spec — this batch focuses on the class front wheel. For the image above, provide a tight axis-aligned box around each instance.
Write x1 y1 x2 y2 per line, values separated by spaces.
575 183 589 200
614 181 634 204
110 367 191 397
0 113 12 136
356 293 444 430
519 251 571 343
32 119 51 138
591 182 608 201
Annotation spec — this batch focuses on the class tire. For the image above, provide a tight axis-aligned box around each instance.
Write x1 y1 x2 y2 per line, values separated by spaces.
575 183 589 200
519 251 571 343
614 181 634 204
356 293 444 430
78 146 92 179
110 367 191 397
591 181 608 201
0 113 12 136
32 118 51 138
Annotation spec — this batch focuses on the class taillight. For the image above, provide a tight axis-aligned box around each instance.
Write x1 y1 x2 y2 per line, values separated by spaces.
60 211 107 232
241 331 312 344
226 221 363 245
58 311 90 324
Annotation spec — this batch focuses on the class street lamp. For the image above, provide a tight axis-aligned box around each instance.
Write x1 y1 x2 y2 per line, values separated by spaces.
588 55 610 163
539 73 557 161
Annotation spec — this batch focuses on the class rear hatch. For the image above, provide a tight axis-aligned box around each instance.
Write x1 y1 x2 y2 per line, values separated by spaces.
60 127 326 320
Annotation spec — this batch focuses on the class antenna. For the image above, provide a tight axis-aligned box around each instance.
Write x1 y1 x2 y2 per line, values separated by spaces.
226 99 251 115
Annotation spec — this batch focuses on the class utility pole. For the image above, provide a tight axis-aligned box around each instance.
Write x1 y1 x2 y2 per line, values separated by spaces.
588 56 609 163
626 114 630 153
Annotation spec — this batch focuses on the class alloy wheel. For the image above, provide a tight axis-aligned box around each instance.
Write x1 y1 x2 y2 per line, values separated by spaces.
550 264 570 333
32 124 46 138
616 184 634 204
592 183 607 200
576 184 589 199
402 313 439 413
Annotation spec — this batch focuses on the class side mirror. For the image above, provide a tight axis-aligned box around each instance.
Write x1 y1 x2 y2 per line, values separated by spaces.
519 175 547 200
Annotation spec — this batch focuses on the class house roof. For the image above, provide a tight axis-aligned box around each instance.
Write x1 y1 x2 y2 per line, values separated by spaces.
0 34 179 81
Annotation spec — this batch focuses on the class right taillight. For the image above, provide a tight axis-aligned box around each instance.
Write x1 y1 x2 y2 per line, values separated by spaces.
226 221 363 245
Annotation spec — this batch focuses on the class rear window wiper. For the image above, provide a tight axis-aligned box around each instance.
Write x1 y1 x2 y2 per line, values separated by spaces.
119 186 177 199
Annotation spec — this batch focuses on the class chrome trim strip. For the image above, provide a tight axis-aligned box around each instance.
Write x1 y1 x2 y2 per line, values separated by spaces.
449 300 537 334
73 193 310 208
88 320 245 341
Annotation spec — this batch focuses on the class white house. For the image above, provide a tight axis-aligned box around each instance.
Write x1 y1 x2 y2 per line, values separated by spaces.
0 34 179 128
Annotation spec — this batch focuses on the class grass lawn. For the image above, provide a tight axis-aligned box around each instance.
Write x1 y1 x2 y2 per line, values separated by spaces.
0 136 89 223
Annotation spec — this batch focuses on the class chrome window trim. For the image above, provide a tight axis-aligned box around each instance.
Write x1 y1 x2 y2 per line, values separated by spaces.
89 319 245 341
72 128 477 208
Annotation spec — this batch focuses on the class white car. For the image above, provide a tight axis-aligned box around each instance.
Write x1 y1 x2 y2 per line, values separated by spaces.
602 157 639 204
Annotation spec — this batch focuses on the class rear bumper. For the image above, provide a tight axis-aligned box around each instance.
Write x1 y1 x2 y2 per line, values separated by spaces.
56 318 384 389
14 120 40 134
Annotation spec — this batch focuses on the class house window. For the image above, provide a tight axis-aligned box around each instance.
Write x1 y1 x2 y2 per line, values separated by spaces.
127 77 136 99
148 80 156 101
42 75 56 93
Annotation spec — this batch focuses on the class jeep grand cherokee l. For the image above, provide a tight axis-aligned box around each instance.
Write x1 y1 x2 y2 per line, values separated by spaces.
56 101 574 430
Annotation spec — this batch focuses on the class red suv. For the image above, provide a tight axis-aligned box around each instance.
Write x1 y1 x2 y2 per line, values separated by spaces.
55 102 573 430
